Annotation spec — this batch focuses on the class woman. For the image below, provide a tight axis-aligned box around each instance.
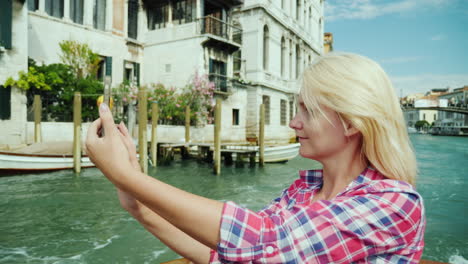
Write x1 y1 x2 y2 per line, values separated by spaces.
86 53 425 263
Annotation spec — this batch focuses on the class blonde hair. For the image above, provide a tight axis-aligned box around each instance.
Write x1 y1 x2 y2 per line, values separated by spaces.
300 52 417 185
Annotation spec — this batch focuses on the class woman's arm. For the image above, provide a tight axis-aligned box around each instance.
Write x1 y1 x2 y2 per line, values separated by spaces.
86 104 224 249
118 190 210 264
113 123 211 263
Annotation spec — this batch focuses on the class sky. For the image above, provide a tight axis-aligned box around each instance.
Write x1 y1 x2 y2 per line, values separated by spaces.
324 0 468 97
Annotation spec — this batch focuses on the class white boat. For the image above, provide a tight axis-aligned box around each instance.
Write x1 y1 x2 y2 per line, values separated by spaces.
0 151 94 172
0 142 95 172
224 143 300 163
407 127 418 134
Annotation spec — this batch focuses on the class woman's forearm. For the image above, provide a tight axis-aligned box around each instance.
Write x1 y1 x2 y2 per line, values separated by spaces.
113 167 224 250
126 200 211 264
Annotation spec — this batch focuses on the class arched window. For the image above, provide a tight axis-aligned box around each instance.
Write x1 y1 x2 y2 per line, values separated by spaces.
303 5 307 27
296 0 301 21
296 44 301 78
263 25 269 71
281 37 286 78
289 40 294 80
309 6 312 32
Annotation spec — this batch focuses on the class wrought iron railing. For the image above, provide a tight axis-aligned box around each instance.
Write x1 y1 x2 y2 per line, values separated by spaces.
208 73 229 93
199 16 242 45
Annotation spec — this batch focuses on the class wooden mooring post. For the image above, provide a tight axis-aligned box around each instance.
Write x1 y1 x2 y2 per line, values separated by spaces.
213 98 222 175
151 102 159 167
259 103 265 166
182 106 191 159
73 92 82 173
33 95 42 143
138 87 148 174
185 106 190 143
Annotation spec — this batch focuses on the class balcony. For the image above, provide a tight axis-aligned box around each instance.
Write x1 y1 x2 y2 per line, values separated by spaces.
198 16 241 53
209 73 229 94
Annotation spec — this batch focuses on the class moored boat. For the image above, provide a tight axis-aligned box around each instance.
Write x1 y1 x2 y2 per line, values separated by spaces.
0 151 94 172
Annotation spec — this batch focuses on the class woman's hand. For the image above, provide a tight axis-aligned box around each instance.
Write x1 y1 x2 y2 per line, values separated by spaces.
115 122 142 215
86 103 135 186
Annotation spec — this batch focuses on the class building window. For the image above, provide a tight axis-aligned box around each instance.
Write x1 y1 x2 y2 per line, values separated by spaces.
147 0 195 30
209 59 227 92
434 114 436 120
70 0 84 24
423 113 426 120
0 0 12 49
289 100 294 122
172 0 196 25
262 95 270 125
289 40 293 80
309 6 312 31
28 0 39 11
233 50 242 77
232 109 239 126
93 0 106 30
147 2 169 30
296 44 301 79
281 37 286 78
282 0 285 10
128 0 139 39
0 86 11 120
97 56 112 81
296 0 301 21
280 99 287 126
124 61 140 85
45 0 64 18
263 25 269 71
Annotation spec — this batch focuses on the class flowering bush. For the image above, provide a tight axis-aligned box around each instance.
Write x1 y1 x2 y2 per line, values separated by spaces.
114 71 215 126
148 71 215 125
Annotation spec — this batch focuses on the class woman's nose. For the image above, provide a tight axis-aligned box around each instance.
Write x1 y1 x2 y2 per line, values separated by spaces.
289 114 302 130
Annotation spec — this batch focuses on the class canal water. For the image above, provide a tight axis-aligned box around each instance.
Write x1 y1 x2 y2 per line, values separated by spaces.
0 134 467 264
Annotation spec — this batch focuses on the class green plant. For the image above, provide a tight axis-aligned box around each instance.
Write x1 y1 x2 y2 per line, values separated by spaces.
415 120 430 130
3 60 62 92
59 40 101 79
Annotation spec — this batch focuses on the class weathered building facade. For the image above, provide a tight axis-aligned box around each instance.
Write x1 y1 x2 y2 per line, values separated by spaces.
0 0 325 145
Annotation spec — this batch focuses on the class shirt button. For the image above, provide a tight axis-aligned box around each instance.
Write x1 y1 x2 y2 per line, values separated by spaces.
266 246 275 254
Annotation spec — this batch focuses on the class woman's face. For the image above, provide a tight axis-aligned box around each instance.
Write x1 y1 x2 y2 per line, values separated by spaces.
289 97 349 161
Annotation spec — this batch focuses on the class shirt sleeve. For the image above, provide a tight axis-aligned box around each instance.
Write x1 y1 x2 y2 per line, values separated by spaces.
211 188 424 263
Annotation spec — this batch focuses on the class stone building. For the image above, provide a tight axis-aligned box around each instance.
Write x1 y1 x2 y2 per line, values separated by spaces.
0 0 325 145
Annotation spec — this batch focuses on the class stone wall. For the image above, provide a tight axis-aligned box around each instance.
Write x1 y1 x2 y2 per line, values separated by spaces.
0 1 28 145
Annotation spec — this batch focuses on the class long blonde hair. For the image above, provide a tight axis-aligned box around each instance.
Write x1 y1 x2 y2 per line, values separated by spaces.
300 52 417 185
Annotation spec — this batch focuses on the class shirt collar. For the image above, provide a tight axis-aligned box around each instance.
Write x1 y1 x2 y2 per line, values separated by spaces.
299 166 385 187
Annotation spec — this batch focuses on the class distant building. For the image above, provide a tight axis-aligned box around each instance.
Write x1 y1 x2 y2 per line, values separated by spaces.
433 86 468 135
324 32 333 53
0 0 325 145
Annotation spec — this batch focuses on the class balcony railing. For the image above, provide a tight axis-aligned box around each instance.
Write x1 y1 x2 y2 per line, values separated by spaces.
199 16 242 45
209 73 229 93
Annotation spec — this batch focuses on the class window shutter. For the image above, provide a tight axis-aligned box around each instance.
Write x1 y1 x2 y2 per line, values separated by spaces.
0 0 13 49
0 86 11 120
105 56 112 77
209 59 213 74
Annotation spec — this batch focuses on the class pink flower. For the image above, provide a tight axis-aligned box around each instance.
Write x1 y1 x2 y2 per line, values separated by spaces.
176 104 180 107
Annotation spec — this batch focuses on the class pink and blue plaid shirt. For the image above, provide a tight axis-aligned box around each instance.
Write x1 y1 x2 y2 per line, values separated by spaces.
209 167 425 263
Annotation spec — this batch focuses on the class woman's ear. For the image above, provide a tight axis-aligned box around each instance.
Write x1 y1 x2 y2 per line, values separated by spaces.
338 113 361 137
344 121 361 137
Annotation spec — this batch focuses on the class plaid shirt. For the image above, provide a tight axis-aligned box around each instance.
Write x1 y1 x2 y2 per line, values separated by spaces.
209 167 425 263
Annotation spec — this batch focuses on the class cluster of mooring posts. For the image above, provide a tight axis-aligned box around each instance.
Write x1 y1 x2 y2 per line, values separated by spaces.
134 86 266 175
31 85 265 175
